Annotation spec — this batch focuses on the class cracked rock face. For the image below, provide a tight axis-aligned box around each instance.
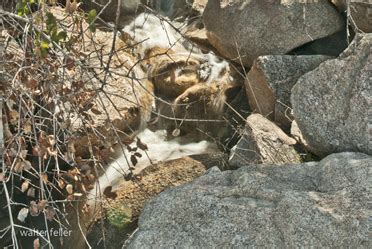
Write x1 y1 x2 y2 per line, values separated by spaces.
229 114 301 166
245 55 331 129
331 0 372 33
203 0 344 66
126 152 371 248
291 33 372 157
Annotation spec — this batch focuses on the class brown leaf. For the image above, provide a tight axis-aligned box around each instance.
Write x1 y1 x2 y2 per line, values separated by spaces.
22 160 32 171
41 173 49 184
33 146 47 158
134 152 142 158
136 138 148 151
88 174 95 182
66 195 74 201
9 110 19 124
47 135 56 146
130 154 138 167
126 145 137 152
65 56 75 70
58 179 66 189
90 107 102 115
124 172 133 181
47 147 57 156
38 131 47 145
32 146 40 156
0 173 4 182
14 161 23 173
26 79 38 90
103 186 117 199
68 168 80 181
37 200 48 210
23 121 32 134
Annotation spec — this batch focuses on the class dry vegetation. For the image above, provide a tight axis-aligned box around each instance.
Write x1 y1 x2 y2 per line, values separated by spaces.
0 2 157 247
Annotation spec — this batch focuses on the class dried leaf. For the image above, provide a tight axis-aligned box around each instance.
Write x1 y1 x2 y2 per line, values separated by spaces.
124 172 133 181
17 208 29 222
136 138 148 151
9 110 19 124
65 56 75 71
90 107 102 115
0 173 5 182
88 174 95 182
127 145 137 152
66 184 73 195
32 146 41 156
68 141 76 154
47 147 57 157
26 79 38 90
41 173 48 184
47 135 56 146
21 180 29 192
14 161 23 173
27 187 36 197
58 179 66 189
130 154 138 167
38 131 47 144
45 206 55 221
20 150 28 159
22 160 32 171
134 152 142 158
103 186 117 199
33 238 40 249
172 128 181 137
33 145 46 158
29 201 39 216
37 200 48 210
67 169 80 182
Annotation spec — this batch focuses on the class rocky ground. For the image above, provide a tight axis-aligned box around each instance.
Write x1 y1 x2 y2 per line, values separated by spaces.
127 152 371 248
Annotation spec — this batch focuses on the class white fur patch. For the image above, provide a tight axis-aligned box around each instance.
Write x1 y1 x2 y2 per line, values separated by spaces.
88 129 217 204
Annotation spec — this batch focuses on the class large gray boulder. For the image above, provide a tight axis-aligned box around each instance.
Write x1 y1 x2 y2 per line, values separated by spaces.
349 0 372 33
229 114 301 166
81 0 142 26
291 33 372 157
330 0 347 11
331 0 372 33
203 0 344 67
126 152 371 248
82 0 198 25
245 55 331 129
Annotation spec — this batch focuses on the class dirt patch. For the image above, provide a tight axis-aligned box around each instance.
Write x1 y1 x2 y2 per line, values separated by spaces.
113 156 207 218
86 156 208 248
